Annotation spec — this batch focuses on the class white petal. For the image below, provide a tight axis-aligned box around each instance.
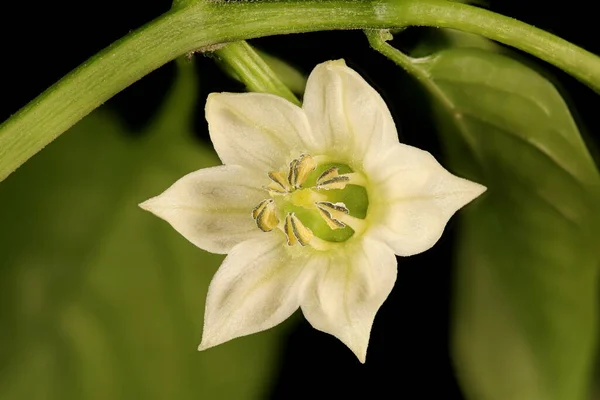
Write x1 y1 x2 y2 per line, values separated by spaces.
139 165 268 254
302 59 398 166
199 236 308 350
368 144 487 256
300 238 397 363
206 92 315 172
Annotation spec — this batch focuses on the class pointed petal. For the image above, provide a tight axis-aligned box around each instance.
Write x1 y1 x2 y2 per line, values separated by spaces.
302 60 398 165
206 92 315 172
139 165 268 254
199 236 308 350
300 238 397 363
369 144 487 256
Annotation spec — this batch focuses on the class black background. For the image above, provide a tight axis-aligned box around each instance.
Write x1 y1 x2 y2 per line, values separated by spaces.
1 1 598 399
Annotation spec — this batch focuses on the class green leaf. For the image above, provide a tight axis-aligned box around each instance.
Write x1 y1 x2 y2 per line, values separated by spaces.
0 61 285 399
450 0 489 5
171 0 194 10
420 42 600 399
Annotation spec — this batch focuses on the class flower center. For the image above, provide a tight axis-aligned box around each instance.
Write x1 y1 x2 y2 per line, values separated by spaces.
251 154 369 249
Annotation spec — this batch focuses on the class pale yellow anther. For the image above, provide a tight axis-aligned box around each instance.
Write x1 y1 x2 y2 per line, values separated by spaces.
290 154 316 189
316 167 350 190
316 201 349 215
267 154 318 194
315 201 350 230
316 207 346 230
317 166 339 183
251 199 279 232
317 201 367 235
267 171 292 194
284 213 314 246
287 159 299 190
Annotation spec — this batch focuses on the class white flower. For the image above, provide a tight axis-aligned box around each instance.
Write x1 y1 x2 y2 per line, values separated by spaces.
139 60 486 363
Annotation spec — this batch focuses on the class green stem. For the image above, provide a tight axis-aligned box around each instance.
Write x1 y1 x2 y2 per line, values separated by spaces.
1 0 599 182
365 28 481 159
365 29 443 99
214 41 300 105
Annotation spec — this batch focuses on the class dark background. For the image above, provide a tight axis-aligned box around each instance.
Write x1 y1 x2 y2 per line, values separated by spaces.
1 1 598 399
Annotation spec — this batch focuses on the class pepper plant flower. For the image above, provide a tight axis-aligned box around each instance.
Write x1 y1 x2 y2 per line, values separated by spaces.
140 60 486 363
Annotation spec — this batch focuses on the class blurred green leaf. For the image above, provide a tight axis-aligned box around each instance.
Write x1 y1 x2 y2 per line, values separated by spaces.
450 0 488 5
408 28 502 59
415 40 600 399
0 60 284 399
172 0 188 9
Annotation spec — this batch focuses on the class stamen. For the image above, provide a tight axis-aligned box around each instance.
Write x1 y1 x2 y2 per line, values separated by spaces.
316 201 350 215
335 212 368 235
315 201 352 231
283 213 314 246
316 207 346 230
267 171 292 194
343 172 368 187
256 157 369 245
283 214 297 246
290 214 314 246
287 159 298 190
316 166 339 183
293 154 316 188
316 167 350 190
251 199 279 232
287 154 316 189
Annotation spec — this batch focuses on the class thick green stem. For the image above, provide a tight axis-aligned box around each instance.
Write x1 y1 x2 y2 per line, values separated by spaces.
1 0 599 182
214 41 300 105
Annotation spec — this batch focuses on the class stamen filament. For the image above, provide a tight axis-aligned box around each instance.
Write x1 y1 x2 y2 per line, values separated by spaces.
336 212 368 235
344 172 368 187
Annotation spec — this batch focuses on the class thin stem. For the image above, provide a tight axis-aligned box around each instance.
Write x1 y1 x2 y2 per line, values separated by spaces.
1 0 599 182
214 41 300 105
365 29 451 107
365 30 428 81
365 29 478 154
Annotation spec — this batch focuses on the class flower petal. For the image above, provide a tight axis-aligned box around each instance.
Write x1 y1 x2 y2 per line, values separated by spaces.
300 238 397 363
369 144 487 256
206 92 315 172
198 236 308 350
139 165 268 254
302 59 398 166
